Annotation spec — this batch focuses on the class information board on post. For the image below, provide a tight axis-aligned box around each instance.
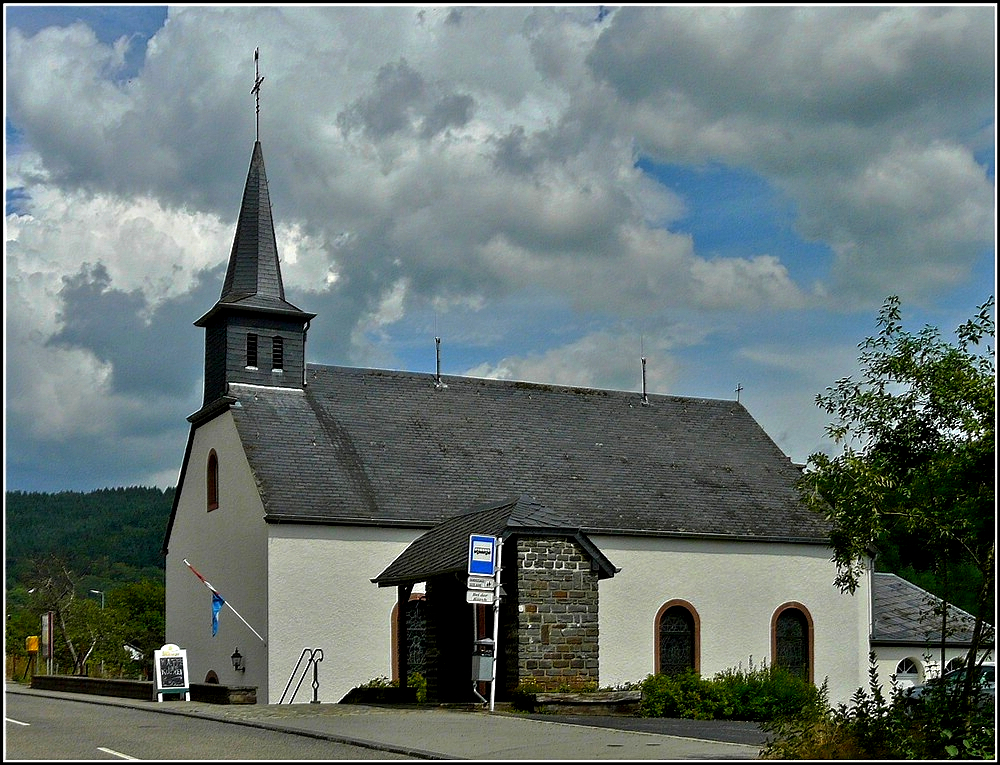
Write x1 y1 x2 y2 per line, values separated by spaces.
468 534 498 577
154 643 190 702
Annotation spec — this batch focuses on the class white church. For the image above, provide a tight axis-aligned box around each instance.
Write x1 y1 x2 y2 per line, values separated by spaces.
162 134 983 706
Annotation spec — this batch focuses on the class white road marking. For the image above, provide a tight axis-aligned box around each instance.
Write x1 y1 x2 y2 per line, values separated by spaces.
6 718 31 726
97 747 140 760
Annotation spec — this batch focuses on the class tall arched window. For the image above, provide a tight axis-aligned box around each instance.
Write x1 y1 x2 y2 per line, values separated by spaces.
655 601 699 676
207 450 219 511
772 604 813 682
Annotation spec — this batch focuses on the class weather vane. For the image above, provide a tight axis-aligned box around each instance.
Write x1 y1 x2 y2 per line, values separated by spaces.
252 47 265 141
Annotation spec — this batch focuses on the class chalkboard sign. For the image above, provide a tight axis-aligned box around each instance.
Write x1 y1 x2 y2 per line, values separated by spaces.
154 644 190 701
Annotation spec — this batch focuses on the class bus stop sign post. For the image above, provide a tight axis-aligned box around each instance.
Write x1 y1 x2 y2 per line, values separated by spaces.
467 534 502 711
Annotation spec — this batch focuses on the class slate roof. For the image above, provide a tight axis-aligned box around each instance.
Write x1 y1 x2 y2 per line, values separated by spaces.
871 573 985 646
222 364 833 542
195 141 313 326
372 494 619 586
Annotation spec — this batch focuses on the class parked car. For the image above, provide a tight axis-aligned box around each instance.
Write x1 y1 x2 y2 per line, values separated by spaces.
902 660 995 711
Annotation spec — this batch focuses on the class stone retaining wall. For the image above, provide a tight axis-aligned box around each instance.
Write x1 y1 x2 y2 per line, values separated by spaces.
29 674 256 704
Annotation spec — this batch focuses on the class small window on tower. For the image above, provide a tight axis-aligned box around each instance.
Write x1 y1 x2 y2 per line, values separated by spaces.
272 336 284 371
246 333 258 368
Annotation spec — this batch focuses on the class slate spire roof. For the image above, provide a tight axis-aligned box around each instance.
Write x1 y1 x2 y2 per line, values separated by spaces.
196 141 314 325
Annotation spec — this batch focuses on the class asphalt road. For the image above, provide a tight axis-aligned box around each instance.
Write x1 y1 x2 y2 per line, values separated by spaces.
5 693 409 761
5 682 767 760
523 713 769 746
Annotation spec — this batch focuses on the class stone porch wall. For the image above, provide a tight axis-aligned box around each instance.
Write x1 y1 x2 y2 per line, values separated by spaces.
516 537 599 690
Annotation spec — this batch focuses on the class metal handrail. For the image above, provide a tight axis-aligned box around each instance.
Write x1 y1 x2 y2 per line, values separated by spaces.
279 647 324 704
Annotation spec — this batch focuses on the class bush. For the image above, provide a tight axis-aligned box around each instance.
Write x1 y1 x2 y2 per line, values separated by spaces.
760 652 997 759
509 681 541 712
713 660 826 722
342 673 426 704
639 660 824 723
640 670 730 719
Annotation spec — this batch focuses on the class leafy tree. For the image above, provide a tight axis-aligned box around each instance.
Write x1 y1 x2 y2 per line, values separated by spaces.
97 580 166 679
25 554 100 674
798 295 995 722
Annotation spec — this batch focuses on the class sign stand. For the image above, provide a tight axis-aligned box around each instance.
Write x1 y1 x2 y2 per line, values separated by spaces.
154 644 190 701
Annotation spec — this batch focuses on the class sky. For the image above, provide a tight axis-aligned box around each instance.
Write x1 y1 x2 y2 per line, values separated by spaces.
4 5 996 494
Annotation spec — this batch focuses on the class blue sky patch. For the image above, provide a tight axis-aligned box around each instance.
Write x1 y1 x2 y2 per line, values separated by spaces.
637 158 833 286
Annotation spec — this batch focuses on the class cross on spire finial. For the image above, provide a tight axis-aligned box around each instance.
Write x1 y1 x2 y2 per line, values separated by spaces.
735 382 744 403
252 47 265 141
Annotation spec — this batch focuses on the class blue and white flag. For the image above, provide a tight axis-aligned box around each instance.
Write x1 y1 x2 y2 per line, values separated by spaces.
212 592 226 637
184 559 267 645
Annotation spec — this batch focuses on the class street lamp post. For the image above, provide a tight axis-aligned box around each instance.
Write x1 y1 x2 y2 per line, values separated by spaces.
89 589 106 676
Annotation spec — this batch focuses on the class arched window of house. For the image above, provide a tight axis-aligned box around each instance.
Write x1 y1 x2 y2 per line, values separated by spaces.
655 600 699 676
772 603 813 682
895 657 922 688
207 450 219 511
945 656 966 673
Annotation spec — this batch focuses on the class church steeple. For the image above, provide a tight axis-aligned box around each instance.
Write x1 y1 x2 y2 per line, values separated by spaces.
218 140 293 310
194 140 315 405
194 52 314 407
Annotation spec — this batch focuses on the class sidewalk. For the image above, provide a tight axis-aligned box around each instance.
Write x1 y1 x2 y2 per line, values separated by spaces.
6 682 762 760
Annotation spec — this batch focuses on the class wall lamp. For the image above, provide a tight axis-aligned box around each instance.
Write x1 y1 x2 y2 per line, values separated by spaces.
231 647 245 672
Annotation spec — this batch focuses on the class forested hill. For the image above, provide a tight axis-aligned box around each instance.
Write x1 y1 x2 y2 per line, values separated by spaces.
5 486 174 588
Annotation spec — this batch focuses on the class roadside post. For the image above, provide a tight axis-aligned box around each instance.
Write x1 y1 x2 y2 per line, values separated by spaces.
41 612 54 675
467 534 502 711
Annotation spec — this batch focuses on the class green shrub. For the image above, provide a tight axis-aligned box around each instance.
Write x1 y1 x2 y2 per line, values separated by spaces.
761 652 996 760
639 659 824 722
639 669 731 720
713 660 825 721
510 681 541 712
407 671 427 703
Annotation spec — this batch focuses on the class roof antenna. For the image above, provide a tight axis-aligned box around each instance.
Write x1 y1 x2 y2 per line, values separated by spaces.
735 382 744 403
435 336 447 390
640 336 650 406
252 47 265 142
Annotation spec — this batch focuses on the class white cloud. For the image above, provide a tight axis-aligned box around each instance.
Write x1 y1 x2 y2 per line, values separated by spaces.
3 5 993 490
463 329 683 395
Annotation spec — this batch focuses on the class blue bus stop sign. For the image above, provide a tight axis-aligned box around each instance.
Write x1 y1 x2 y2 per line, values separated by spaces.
468 534 498 576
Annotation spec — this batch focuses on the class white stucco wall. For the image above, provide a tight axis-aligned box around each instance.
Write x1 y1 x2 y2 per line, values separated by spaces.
594 535 871 707
165 412 270 697
872 646 993 693
266 525 420 704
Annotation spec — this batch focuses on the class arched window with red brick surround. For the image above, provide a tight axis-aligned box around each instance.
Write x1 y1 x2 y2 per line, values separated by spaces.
207 450 219 511
772 603 813 682
654 600 700 676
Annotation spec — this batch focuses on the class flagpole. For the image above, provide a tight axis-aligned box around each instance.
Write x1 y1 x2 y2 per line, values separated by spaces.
183 559 267 644
221 599 267 645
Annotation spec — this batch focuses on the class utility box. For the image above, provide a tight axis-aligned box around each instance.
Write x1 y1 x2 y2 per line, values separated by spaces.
471 638 495 682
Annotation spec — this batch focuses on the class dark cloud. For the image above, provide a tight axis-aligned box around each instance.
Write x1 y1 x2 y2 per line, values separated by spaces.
48 262 221 398
337 58 474 141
